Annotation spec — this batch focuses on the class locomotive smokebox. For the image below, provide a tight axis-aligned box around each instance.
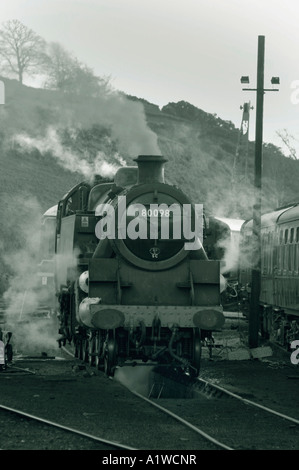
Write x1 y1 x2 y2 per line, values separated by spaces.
134 155 167 184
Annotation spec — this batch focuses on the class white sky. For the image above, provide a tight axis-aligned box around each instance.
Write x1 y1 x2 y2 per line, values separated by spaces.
1 0 299 154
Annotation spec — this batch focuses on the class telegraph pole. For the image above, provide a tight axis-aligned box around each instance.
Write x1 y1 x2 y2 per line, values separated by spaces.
250 35 264 348
241 36 279 348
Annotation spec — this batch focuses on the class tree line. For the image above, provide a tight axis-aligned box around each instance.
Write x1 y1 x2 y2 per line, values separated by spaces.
0 19 111 96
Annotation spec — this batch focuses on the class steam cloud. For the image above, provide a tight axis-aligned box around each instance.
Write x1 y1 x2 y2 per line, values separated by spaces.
7 88 161 181
213 217 245 277
14 126 124 181
2 195 58 355
217 232 240 275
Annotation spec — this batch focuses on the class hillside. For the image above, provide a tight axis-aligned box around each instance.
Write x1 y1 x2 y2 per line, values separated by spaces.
127 96 299 216
1 77 298 216
1 77 299 294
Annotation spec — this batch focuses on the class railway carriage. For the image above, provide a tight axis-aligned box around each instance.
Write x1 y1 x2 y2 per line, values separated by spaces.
239 204 299 347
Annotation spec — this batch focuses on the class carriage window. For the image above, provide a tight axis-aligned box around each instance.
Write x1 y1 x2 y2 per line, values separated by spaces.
290 228 294 243
297 227 299 243
284 229 289 244
279 229 283 244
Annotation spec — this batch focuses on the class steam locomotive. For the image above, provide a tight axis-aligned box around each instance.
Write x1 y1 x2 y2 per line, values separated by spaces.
42 155 225 376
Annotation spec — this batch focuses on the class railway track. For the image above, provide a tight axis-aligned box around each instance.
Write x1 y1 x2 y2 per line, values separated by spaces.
1 355 214 450
59 345 299 450
4 354 230 450
0 402 137 450
1 359 223 451
3 344 299 450
128 387 233 450
127 372 299 450
197 377 299 427
59 347 234 449
0 356 139 450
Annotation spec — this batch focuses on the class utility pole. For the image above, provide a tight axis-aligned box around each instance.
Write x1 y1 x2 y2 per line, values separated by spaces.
241 36 279 348
250 35 264 348
0 80 5 370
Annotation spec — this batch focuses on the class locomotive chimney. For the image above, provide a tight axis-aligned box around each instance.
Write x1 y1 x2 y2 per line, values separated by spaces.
134 155 167 184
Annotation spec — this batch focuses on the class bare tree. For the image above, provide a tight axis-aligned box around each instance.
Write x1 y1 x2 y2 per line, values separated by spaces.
0 19 46 83
44 42 111 97
43 42 75 91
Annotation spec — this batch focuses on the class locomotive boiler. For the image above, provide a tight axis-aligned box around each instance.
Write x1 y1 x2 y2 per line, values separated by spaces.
55 155 225 376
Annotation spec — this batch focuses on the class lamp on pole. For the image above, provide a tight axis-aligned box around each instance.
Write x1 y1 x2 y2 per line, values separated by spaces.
241 36 279 348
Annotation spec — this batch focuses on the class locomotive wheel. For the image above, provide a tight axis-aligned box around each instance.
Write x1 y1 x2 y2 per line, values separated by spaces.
190 328 202 377
104 334 117 376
